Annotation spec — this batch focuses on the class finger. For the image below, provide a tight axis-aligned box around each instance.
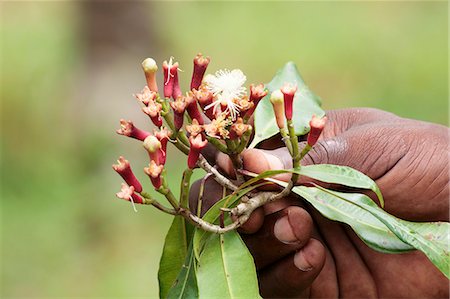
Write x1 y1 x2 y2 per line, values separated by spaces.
189 176 231 216
242 206 313 270
236 207 265 234
258 238 326 298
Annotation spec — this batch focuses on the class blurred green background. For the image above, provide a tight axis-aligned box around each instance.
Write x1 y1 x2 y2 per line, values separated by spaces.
1 1 447 298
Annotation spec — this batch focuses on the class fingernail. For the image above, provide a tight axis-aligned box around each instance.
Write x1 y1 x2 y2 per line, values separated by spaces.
294 250 313 271
274 214 298 244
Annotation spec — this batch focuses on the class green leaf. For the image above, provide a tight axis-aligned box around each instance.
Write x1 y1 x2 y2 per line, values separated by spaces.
299 164 384 207
197 231 261 298
167 243 198 299
250 62 324 148
158 216 194 298
293 185 450 278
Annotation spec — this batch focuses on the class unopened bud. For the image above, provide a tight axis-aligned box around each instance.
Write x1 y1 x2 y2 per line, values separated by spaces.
185 92 204 125
230 117 251 139
134 86 157 106
141 58 159 93
142 101 163 128
245 84 267 118
188 134 208 169
162 60 173 98
281 83 297 120
117 119 151 141
307 115 327 146
144 160 164 189
171 62 182 100
193 87 215 119
191 53 210 90
143 135 162 164
112 156 143 193
186 119 204 137
170 97 188 130
270 90 285 129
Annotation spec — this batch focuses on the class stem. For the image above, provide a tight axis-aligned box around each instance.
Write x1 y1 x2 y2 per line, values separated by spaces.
229 153 244 184
299 144 312 160
235 127 253 154
225 138 237 153
140 191 178 215
197 155 238 191
280 127 293 155
180 168 193 208
156 185 179 210
206 136 229 154
197 173 213 216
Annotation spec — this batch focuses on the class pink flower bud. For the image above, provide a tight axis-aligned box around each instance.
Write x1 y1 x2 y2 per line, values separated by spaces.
117 119 151 141
270 90 285 129
230 117 251 139
142 101 163 127
154 127 171 165
193 87 214 120
170 97 188 130
186 119 204 137
112 156 143 193
143 135 162 164
191 53 210 90
133 86 157 106
245 84 267 118
171 62 182 100
188 134 208 169
185 92 204 125
141 58 158 93
281 83 297 121
144 160 164 189
162 60 173 99
116 183 144 204
307 115 327 146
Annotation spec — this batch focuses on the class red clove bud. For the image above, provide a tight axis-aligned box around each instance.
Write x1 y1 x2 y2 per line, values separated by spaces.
307 115 327 146
186 119 204 137
171 62 182 100
142 101 163 127
144 160 164 189
193 87 215 120
170 97 188 130
187 134 208 169
281 83 297 121
117 119 151 141
191 53 210 90
184 92 204 125
245 84 267 118
116 183 144 204
154 127 171 165
141 58 159 93
230 117 251 139
112 156 143 193
162 60 173 99
134 86 157 106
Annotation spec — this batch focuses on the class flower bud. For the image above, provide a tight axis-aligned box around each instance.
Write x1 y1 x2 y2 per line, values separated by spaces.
144 160 164 189
162 60 173 98
143 135 162 164
191 53 210 90
193 87 215 119
154 127 171 165
117 119 151 141
141 58 159 93
142 101 163 127
188 134 208 169
186 119 204 137
270 90 285 129
237 96 254 116
307 115 327 146
281 83 297 120
171 62 182 100
170 97 188 130
230 117 251 139
245 84 267 118
116 183 144 204
134 86 157 106
112 156 143 193
184 92 204 125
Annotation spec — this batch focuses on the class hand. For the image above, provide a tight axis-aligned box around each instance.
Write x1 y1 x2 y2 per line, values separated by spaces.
190 108 449 298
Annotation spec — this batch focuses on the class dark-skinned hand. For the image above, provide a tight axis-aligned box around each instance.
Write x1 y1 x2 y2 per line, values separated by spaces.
190 108 449 298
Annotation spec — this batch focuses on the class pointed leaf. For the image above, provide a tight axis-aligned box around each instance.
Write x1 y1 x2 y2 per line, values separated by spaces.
250 62 324 148
158 216 194 298
167 243 198 299
197 231 261 298
299 164 384 207
291 185 413 253
294 185 450 278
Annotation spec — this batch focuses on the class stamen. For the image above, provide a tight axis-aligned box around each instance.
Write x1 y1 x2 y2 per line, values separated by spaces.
128 195 138 213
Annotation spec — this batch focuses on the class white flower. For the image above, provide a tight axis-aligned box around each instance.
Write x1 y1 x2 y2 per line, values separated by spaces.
203 69 247 120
